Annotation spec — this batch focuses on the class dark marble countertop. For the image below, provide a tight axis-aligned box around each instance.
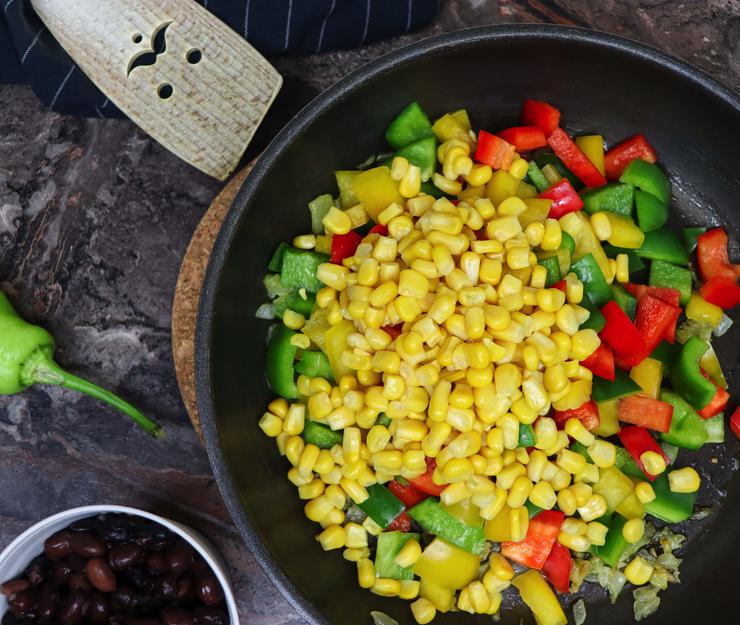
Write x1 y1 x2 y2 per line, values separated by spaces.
0 2 737 624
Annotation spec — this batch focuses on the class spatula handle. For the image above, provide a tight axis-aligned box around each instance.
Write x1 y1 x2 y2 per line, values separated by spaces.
31 0 282 180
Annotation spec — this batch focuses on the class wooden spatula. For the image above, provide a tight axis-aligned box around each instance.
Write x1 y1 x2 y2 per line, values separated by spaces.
31 0 282 180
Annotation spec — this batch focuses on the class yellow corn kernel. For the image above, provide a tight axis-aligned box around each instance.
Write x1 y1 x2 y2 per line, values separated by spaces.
561 517 588 536
505 246 531 271
528 479 557 509
535 287 565 313
258 412 283 437
398 579 421 601
280 306 305 329
399 165 422 198
464 580 489 614
640 451 667 476
506 475 533 509
561 418 594 447
586 521 609 546
614 253 629 283
668 467 701 493
372 236 399 263
542 365 567 395
557 449 587 475
622 518 645 544
322 206 352 235
366 425 390 454
354 558 375 589
483 554 513 584
624 556 654 586
552 304 578 337
440 481 472 506
340 477 368 504
296 442 320 476
570 329 601 360
431 172 462 195
586 439 616 468
548 487 573 518
540 218 562 250
486 216 523 242
410 597 436 625
281 403 304 436
344 522 368 549
557 531 590 552
393 539 422 569
569 481 592 507
496 462 526 491
578 493 608 522
316 524 346 550
550 467 571 491
589 211 612 241
635 481 656 504
497 196 527 217
372 578 401 598
304 494 333 522
294 235 317 251
494 363 522 397
509 507 529 542
533 417 558 451
390 155 410 180
297 478 325 499
441 457 473 483
317 263 349 291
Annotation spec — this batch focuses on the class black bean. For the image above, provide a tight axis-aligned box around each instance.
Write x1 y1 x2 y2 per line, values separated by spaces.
111 586 139 614
155 575 178 601
68 573 91 594
57 591 90 625
176 574 194 600
87 592 111 625
165 540 194 576
0 579 30 596
133 524 169 550
68 518 95 533
161 607 196 625
44 532 73 560
190 559 208 576
95 515 133 545
51 560 73 586
195 572 224 607
124 568 155 594
86 558 117 593
8 589 37 615
119 618 159 625
1 613 21 625
37 583 60 621
193 607 228 625
137 594 164 614
109 543 143 571
66 553 87 573
23 555 49 585
69 533 106 558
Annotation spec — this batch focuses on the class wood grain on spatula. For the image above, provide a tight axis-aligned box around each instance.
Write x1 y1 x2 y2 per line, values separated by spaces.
31 0 281 180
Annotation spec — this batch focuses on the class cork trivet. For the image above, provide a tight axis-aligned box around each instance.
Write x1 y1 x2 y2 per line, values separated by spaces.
172 163 253 440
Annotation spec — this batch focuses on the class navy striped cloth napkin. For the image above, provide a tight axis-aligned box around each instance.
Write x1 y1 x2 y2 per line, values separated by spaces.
0 0 439 117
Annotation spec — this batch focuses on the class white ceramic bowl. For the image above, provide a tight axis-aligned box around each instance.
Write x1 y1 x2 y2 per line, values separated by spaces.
0 505 239 624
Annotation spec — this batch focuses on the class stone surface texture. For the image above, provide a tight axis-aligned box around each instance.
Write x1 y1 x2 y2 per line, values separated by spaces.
0 2 737 625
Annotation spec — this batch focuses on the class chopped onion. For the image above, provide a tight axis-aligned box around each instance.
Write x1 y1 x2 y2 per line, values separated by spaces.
573 598 587 625
370 611 399 625
255 303 275 319
714 313 733 336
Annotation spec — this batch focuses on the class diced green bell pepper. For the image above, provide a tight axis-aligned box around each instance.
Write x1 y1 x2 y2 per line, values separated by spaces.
614 446 644 479
266 324 299 399
537 255 561 287
635 226 689 266
594 514 629 567
308 194 334 235
535 152 583 190
659 389 708 450
419 180 446 198
591 368 641 403
682 227 706 254
610 284 637 319
619 159 671 207
560 232 576 255
302 419 343 449
649 341 680 373
268 242 291 273
273 291 316 318
579 306 605 332
649 260 692 306
526 161 550 193
375 532 420 580
580 182 634 217
525 500 543 518
537 247 570 277
518 423 537 447
634 189 668 232
377 412 392 427
669 336 717 410
408 498 485 554
644 473 697 523
385 101 434 149
570 253 613 308
358 484 405 529
281 248 329 293
335 170 360 207
705 413 725 443
294 350 334 382
395 136 437 181
603 244 646 273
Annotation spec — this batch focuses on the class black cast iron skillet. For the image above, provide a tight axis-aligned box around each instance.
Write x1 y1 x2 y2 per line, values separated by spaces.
196 25 740 625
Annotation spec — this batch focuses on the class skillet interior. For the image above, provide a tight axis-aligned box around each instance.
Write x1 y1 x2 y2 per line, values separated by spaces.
196 25 740 625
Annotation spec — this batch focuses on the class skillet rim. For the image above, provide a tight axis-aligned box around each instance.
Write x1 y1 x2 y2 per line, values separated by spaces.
194 23 740 625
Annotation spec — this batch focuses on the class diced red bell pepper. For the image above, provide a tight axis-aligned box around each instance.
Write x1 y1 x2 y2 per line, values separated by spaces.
497 126 547 152
604 133 658 180
552 279 567 293
699 276 740 309
696 228 740 282
502 510 565 570
330 231 362 264
474 130 516 170
617 425 670 481
580 343 615 381
386 510 411 532
521 99 561 136
697 377 730 419
547 128 607 188
730 406 740 441
634 294 681 353
618 394 673 433
539 179 584 219
542 541 573 594
552 400 600 432
382 324 403 340
406 457 446 497
623 283 681 308
600 301 648 367
369 223 388 235
387 479 429 508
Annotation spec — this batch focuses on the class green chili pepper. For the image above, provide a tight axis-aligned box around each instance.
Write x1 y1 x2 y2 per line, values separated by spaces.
302 419 343 449
594 514 629 567
294 350 334 382
266 324 299 399
634 189 668 232
570 253 613 308
408 498 485 554
536 255 561 287
649 260 692 306
375 532 420 580
280 248 329 294
610 284 637 319
668 337 717 410
659 389 708 450
518 423 537 447
635 226 689 266
0 292 161 437
682 227 706 254
603 244 646 273
619 159 671 207
358 483 405 529
644 473 697 523
591 368 641 403
580 182 634 217
526 161 550 193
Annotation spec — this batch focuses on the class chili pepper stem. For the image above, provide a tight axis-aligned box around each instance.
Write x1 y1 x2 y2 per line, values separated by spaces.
25 349 163 437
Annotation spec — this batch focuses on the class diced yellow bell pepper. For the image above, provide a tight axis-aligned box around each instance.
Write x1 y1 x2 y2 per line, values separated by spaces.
629 357 662 399
519 199 553 227
413 538 480 590
686 292 723 328
323 319 354 380
419 579 456 612
301 308 330 351
516 180 538 199
604 213 645 249
699 344 728 389
335 170 360 207
509 265 534 285
484 504 512 542
512 570 567 625
450 109 471 132
541 164 562 186
575 135 605 176
486 170 520 207
560 211 612 280
432 110 470 142
458 185 486 202
615 492 645 519
594 399 620 437
351 166 403 221
443 499 484 528
592 466 633 513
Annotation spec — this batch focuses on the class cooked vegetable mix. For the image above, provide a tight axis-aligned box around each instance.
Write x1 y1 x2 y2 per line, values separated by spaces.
256 99 738 624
